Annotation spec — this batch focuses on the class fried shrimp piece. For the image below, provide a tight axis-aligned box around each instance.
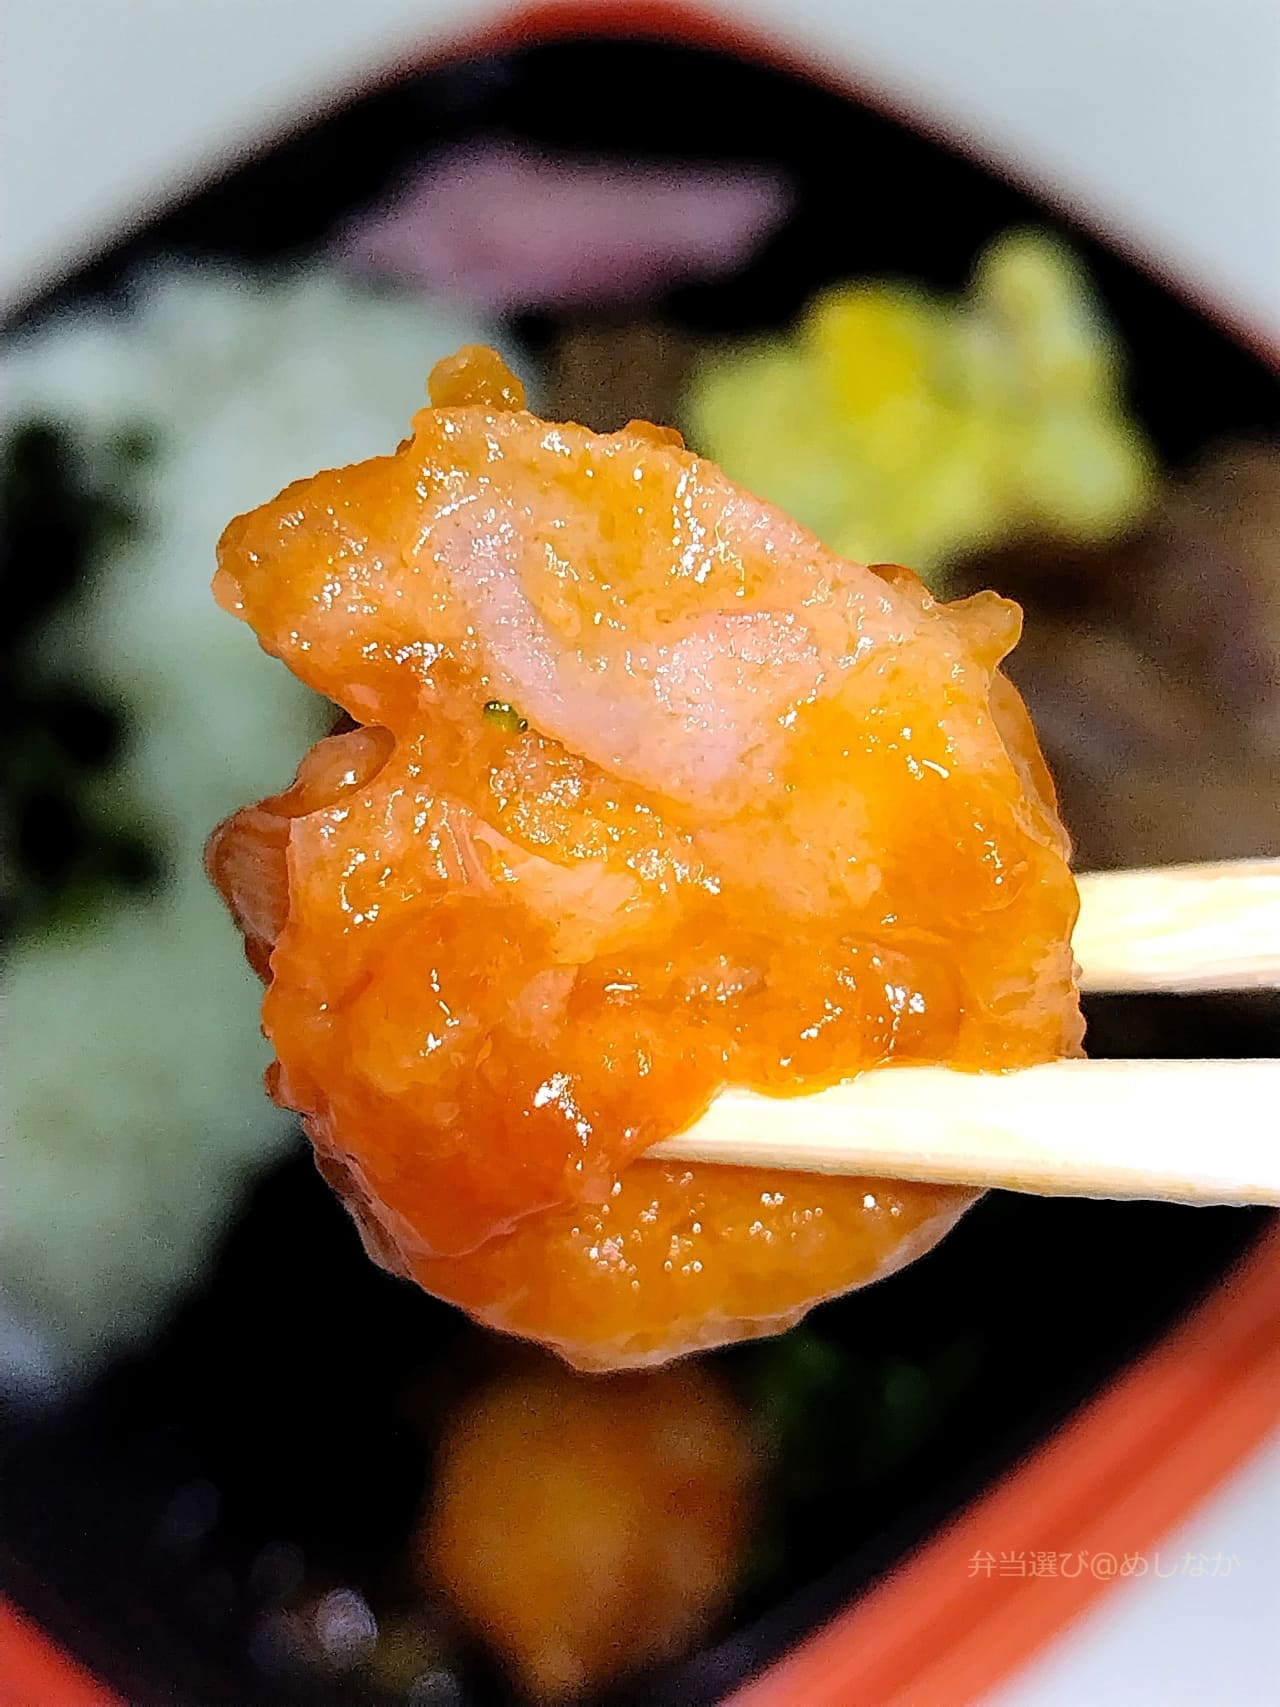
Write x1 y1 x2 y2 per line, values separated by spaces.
208 346 1081 1367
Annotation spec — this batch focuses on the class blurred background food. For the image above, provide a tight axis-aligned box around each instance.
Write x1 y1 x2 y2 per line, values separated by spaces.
684 229 1156 580
341 140 793 313
1 268 518 1384
954 442 1280 871
422 1358 756 1700
1 21 1277 1707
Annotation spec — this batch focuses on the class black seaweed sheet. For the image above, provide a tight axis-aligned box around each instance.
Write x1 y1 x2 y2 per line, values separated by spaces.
3 34 1277 1707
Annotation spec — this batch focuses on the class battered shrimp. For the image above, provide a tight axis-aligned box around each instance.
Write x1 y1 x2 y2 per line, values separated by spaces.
208 346 1081 1367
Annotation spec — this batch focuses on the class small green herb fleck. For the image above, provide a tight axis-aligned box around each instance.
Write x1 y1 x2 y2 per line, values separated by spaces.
483 699 529 733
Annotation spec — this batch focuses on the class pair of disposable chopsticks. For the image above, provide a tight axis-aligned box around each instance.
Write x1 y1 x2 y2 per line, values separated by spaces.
652 858 1280 1207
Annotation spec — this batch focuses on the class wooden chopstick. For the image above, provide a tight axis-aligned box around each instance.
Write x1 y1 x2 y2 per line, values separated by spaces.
1075 858 1280 994
648 859 1280 1204
650 1059 1280 1207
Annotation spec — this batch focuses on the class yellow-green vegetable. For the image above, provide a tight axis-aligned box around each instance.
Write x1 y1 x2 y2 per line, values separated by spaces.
683 230 1156 590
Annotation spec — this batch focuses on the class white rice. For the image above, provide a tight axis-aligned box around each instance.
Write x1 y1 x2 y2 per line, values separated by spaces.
0 263 523 1391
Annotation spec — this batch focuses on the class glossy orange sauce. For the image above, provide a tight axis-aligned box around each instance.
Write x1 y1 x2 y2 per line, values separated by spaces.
207 346 1082 1368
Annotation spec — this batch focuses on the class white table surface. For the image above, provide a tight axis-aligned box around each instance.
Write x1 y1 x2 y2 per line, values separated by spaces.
3 3 1277 1702
4 0 1279 335
990 1432 1280 1707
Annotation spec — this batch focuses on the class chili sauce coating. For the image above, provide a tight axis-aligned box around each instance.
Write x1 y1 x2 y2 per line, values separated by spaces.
207 346 1081 1367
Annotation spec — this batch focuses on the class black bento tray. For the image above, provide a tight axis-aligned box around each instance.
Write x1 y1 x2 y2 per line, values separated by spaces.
3 25 1277 1707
